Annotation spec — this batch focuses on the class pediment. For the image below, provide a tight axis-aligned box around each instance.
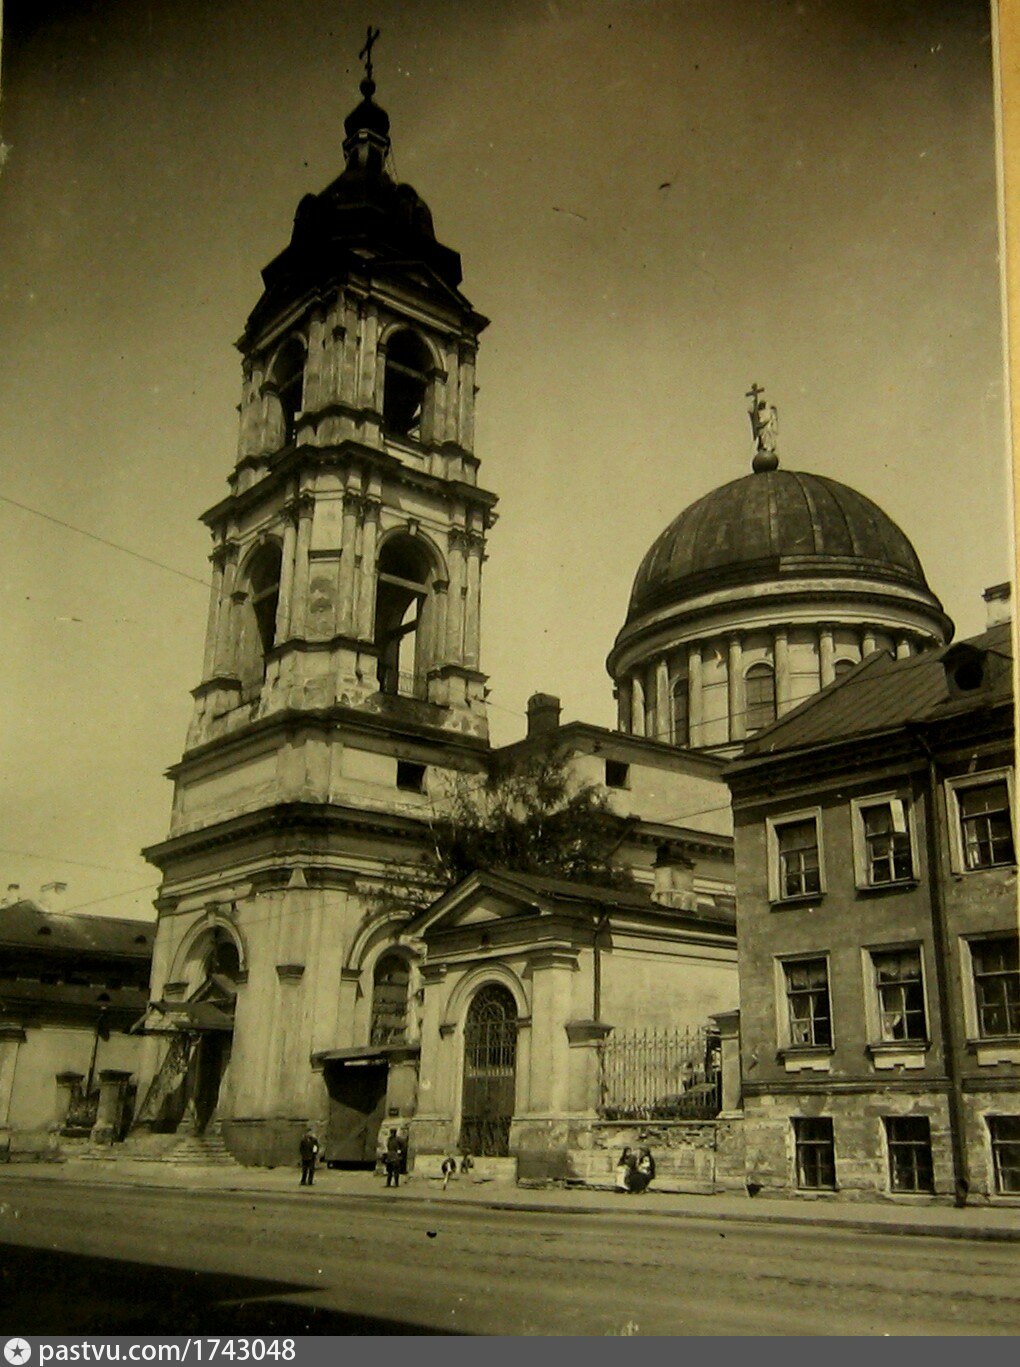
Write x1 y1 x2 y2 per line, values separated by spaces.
408 875 546 939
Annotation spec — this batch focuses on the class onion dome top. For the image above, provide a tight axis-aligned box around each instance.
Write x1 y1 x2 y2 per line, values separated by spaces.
343 76 391 139
627 467 932 622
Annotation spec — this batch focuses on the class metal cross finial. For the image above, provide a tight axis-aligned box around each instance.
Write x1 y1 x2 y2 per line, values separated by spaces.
359 25 381 82
745 382 765 407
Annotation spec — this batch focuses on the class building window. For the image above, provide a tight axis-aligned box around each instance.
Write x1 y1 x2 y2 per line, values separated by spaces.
988 1116 1020 1194
871 948 927 1042
671 677 689 747
833 658 856 680
383 329 431 439
396 760 426 794
268 336 306 447
605 759 630 789
745 662 777 733
771 816 822 901
885 1116 934 1193
957 780 1015 871
794 1117 835 1190
784 958 832 1047
370 954 410 1045
970 936 1020 1038
852 796 913 887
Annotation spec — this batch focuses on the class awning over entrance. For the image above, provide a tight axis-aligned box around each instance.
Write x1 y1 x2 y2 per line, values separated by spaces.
144 999 235 1032
312 1043 421 1066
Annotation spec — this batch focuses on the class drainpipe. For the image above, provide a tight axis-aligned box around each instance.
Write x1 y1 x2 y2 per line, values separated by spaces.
592 913 610 1021
912 728 969 1206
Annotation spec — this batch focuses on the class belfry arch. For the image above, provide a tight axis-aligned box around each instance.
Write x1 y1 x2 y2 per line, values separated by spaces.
374 533 443 698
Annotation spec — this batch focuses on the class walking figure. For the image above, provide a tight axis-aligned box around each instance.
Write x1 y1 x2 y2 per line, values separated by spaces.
441 1155 458 1189
299 1127 319 1186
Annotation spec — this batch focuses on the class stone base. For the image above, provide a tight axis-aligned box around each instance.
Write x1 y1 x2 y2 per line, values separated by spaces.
218 1117 311 1168
412 1153 517 1184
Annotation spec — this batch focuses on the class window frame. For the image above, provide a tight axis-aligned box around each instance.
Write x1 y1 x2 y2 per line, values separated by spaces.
777 953 834 1052
864 943 930 1046
793 1116 836 1191
396 760 427 795
987 1115 1020 1195
850 791 917 891
604 759 630 790
962 933 1020 1041
944 769 1017 875
884 1115 935 1194
744 660 777 734
767 808 825 905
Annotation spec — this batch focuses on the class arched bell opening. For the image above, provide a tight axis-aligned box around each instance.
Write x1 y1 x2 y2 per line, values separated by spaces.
374 534 439 699
266 336 306 448
382 329 431 440
236 541 283 694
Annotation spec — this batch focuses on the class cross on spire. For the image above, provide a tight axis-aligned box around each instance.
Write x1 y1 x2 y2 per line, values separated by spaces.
359 25 381 83
745 382 765 407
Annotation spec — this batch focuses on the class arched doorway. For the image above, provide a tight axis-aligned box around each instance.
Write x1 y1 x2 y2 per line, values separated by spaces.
460 983 517 1157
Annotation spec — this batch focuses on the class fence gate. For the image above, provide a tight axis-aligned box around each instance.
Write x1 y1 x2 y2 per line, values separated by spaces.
460 983 517 1157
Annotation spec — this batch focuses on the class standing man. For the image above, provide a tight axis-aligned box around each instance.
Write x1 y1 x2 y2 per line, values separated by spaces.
383 1128 405 1188
299 1127 320 1186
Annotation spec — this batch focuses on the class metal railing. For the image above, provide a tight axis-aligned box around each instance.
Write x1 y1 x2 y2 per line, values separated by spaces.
598 1025 721 1120
378 666 429 701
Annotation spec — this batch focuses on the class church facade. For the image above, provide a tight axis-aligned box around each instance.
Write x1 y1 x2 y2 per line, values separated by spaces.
136 67 739 1175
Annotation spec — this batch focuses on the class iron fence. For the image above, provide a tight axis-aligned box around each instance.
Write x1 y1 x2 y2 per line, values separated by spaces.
378 666 429 701
62 1082 99 1135
598 1025 721 1120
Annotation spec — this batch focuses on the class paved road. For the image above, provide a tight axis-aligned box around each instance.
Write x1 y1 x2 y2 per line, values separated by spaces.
1 1180 1018 1335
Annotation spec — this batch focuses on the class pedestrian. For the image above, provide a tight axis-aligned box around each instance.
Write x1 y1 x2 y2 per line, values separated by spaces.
615 1145 635 1192
299 1127 319 1186
383 1128 405 1188
631 1146 656 1194
441 1155 457 1189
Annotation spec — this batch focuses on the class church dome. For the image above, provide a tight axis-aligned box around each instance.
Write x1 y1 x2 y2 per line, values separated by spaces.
628 467 931 622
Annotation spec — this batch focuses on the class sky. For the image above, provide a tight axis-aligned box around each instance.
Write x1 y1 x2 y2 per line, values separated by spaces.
0 0 1012 921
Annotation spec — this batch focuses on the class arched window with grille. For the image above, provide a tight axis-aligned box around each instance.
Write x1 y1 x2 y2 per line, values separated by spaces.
745 661 777 733
370 954 410 1045
672 675 689 747
383 329 431 439
460 983 518 1157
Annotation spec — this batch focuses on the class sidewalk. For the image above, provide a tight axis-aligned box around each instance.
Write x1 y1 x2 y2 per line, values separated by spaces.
3 1157 1019 1242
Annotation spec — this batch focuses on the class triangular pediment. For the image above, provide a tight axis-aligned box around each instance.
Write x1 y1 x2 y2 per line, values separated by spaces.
407 872 548 939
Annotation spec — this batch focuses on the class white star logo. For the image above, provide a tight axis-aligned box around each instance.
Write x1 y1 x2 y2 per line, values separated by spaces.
4 1341 31 1365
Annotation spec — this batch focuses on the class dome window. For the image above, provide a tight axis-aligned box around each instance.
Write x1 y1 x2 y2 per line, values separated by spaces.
833 658 856 681
383 330 430 439
745 662 777 734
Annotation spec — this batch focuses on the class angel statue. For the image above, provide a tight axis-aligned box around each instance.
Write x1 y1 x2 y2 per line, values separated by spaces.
746 384 779 469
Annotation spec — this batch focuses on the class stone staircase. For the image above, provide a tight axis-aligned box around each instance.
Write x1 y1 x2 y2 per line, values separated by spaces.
62 1124 241 1168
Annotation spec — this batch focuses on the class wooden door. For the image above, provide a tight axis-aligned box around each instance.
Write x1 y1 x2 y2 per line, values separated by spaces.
324 1062 389 1165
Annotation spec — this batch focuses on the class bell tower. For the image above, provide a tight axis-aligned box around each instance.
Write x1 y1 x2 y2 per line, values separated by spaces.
188 54 495 753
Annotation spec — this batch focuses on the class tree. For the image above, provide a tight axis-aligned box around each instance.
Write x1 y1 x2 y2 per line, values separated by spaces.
425 744 635 890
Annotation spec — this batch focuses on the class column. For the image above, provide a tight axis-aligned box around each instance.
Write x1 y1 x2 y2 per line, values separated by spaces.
895 636 912 660
355 499 380 641
862 628 878 658
430 582 449 676
819 625 836 688
655 656 670 744
711 1011 742 1117
727 633 744 742
443 344 460 444
458 347 476 452
774 627 791 715
53 1069 83 1136
444 529 466 663
358 306 379 410
688 643 704 744
303 310 327 412
338 296 360 403
463 531 484 670
616 679 632 733
274 503 299 642
289 494 315 639
212 544 239 676
337 492 361 635
630 670 645 737
201 552 225 678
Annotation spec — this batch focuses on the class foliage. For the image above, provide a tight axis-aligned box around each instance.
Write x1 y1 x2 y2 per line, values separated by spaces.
425 744 636 891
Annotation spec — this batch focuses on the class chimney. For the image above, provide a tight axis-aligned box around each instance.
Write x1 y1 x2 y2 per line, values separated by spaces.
526 693 561 738
982 582 1012 629
651 846 698 912
39 881 68 913
1 883 21 908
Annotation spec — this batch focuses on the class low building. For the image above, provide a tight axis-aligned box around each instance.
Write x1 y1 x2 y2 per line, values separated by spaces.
724 615 1017 1203
0 887 154 1159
